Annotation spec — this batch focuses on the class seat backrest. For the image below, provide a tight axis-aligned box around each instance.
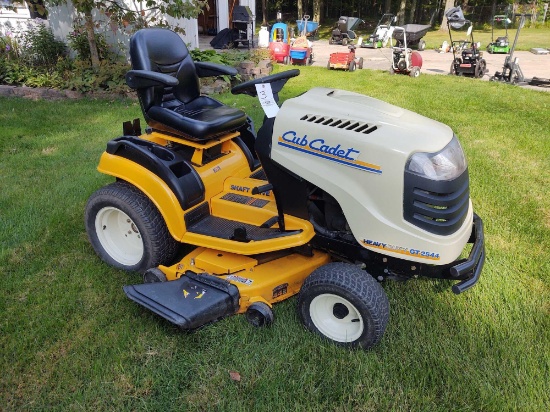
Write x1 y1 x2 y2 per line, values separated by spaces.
129 29 201 112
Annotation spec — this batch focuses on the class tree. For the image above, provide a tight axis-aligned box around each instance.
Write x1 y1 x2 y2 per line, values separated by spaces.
313 0 323 23
43 0 207 68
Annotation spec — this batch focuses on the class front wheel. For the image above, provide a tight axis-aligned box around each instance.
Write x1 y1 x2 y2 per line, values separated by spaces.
297 262 389 349
409 66 421 78
358 57 364 69
418 40 426 51
348 60 356 72
85 182 179 273
475 59 487 78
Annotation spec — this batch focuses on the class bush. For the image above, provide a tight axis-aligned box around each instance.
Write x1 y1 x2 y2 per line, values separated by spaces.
67 27 119 63
18 22 66 67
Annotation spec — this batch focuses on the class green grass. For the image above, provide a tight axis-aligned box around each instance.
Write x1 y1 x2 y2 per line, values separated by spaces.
1 68 549 411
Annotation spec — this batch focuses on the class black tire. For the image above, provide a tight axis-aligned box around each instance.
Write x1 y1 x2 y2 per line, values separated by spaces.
348 60 356 72
342 38 348 46
298 262 389 349
358 57 364 69
85 181 179 273
283 56 290 65
418 40 426 51
475 59 487 78
409 66 420 78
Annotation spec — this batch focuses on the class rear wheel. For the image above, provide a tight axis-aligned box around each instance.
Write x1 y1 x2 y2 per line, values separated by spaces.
418 40 426 51
298 262 389 349
85 182 179 273
358 57 364 69
283 55 290 65
348 60 356 72
342 38 348 46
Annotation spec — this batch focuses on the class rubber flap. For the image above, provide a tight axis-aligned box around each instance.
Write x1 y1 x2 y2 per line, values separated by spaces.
123 273 240 330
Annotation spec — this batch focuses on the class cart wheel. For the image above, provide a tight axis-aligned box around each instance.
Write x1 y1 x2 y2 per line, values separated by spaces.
409 66 421 78
308 54 313 65
348 60 356 72
342 38 348 46
418 40 426 51
358 57 364 69
85 181 179 273
283 56 290 65
327 61 332 70
297 262 389 349
475 59 487 78
329 38 334 45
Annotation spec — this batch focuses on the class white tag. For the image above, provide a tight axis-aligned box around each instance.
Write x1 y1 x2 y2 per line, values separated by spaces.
255 83 279 118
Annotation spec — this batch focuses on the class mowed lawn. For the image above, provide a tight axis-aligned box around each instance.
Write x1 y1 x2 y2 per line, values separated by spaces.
1 67 549 411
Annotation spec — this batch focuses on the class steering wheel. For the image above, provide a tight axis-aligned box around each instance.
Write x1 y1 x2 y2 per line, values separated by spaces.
231 69 300 99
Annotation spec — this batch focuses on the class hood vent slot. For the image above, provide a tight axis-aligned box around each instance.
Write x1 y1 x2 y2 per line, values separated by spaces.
300 114 378 134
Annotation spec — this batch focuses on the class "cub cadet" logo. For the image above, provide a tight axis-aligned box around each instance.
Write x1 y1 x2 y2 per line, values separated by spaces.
278 131 381 174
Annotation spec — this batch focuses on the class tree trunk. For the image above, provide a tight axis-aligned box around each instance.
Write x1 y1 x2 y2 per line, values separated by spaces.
440 0 455 31
262 0 267 25
397 0 407 25
298 0 303 20
313 0 322 23
409 0 418 23
385 0 392 14
84 11 100 68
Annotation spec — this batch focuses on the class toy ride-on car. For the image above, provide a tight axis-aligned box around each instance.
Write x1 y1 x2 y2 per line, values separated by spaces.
327 44 364 71
85 28 485 350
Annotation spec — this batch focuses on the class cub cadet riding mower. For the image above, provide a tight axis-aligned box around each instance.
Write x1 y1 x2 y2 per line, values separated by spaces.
85 28 485 350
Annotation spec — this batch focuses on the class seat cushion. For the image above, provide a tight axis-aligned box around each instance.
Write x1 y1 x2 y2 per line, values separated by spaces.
148 99 247 140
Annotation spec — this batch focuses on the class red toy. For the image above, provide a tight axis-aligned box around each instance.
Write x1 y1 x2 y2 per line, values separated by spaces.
268 22 290 64
327 44 364 71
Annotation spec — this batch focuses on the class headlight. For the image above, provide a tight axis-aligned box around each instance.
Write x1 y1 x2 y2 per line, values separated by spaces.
406 135 467 181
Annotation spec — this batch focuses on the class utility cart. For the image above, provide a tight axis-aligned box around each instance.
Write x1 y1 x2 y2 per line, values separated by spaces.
392 24 431 51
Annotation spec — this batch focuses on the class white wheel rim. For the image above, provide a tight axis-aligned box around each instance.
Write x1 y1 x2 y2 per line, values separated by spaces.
309 293 364 342
95 207 144 266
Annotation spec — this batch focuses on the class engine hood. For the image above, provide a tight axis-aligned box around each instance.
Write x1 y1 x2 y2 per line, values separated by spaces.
276 87 453 155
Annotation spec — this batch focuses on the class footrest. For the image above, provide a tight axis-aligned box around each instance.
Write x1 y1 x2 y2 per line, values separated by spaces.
188 215 301 242
123 272 240 330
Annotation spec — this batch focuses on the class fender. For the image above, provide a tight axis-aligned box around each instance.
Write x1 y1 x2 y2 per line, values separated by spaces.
97 152 187 240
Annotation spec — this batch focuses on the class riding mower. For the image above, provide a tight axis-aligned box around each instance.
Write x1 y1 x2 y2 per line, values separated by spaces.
446 7 488 78
85 28 485 350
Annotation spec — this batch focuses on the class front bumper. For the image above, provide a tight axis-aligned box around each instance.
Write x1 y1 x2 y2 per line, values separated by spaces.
449 213 485 294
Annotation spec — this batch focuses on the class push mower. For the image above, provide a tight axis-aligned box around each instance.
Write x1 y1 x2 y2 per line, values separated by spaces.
330 16 363 46
487 6 511 54
446 7 487 78
390 27 422 77
361 14 396 49
85 28 485 350
327 43 364 71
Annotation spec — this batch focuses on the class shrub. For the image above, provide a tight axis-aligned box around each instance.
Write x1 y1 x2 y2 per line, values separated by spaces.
67 27 118 63
18 22 66 67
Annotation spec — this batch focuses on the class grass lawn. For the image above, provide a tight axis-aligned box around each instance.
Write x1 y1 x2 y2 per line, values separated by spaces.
1 67 549 411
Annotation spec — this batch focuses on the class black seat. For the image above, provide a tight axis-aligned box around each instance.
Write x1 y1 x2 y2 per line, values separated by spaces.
126 28 247 141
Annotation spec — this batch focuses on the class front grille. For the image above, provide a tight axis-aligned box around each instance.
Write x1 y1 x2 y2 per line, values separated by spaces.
403 169 470 235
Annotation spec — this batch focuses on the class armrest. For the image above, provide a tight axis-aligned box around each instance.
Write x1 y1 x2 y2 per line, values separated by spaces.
195 61 238 78
125 70 179 89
